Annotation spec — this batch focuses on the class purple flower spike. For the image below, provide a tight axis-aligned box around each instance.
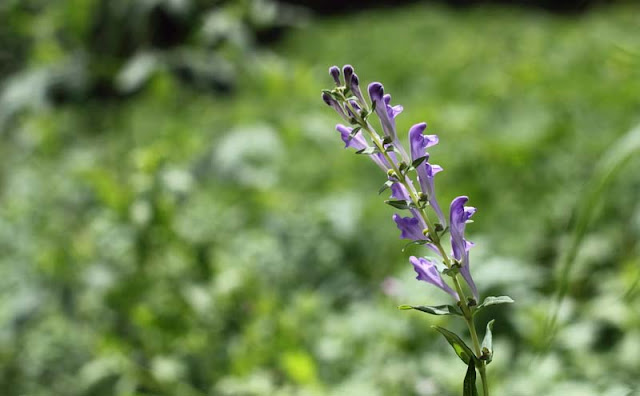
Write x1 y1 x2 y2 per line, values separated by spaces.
408 123 439 162
329 66 341 86
449 196 478 300
410 256 459 300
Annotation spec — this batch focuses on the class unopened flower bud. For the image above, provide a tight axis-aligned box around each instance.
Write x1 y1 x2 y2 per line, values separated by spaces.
329 66 341 86
343 65 354 86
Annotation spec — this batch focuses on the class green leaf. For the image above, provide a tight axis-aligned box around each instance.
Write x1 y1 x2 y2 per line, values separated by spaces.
384 199 410 210
355 147 380 155
431 325 479 365
481 319 495 364
463 359 479 396
401 239 428 252
398 305 463 316
475 296 514 313
378 180 394 195
411 156 428 168
348 126 362 140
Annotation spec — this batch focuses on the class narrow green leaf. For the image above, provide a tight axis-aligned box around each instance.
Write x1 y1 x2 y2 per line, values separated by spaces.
481 319 495 364
384 200 410 210
355 147 380 155
378 180 394 195
431 325 479 365
401 239 428 252
475 296 514 313
398 305 463 316
463 359 479 396
412 156 428 168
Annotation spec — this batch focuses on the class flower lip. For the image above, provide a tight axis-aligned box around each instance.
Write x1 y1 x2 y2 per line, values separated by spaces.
409 256 459 300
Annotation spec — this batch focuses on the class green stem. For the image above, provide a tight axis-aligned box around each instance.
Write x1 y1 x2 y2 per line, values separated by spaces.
467 318 489 396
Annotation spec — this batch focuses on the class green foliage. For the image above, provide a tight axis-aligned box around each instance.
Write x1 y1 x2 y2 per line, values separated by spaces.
1 2 640 396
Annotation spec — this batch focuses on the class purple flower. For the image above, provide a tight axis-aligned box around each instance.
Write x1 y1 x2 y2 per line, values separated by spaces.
408 123 446 227
336 124 387 171
367 83 391 137
449 196 478 300
322 92 349 123
344 66 367 108
410 256 459 300
393 214 425 240
368 83 410 162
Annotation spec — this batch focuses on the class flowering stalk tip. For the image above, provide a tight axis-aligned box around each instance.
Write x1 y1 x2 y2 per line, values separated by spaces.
321 64 510 396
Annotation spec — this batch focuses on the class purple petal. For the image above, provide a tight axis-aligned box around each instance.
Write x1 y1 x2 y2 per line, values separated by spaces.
393 214 425 241
416 161 446 226
336 124 366 150
408 122 439 162
390 181 410 201
410 256 459 300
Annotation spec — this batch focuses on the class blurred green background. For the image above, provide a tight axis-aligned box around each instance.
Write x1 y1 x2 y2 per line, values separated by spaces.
1 1 640 395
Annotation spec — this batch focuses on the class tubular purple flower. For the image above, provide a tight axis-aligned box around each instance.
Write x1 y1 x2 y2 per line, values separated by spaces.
329 66 341 86
417 161 446 227
408 123 446 226
336 124 387 171
368 83 397 142
322 93 350 123
410 256 459 300
449 196 479 300
349 73 367 109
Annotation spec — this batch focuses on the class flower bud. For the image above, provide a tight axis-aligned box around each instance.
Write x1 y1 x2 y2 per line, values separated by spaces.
329 66 341 86
343 64 354 86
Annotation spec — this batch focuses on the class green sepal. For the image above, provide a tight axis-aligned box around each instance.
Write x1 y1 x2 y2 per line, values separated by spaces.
348 126 362 140
378 180 394 195
355 147 381 155
475 296 514 315
463 359 479 396
384 199 411 210
481 319 495 364
398 304 463 316
401 239 429 252
371 99 377 111
431 325 479 365
412 156 428 168
442 263 461 277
